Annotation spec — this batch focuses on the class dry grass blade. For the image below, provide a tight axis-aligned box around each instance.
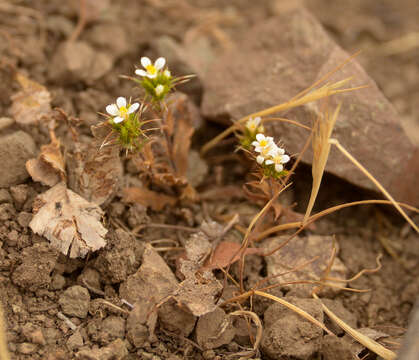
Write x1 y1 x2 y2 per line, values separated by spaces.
229 310 263 351
304 103 341 223
312 293 396 360
329 139 419 233
255 199 419 242
254 290 332 335
201 78 362 155
0 302 11 360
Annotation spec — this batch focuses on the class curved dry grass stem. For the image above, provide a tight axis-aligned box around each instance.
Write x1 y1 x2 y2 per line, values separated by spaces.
255 200 419 242
0 302 10 360
329 138 419 234
238 183 292 292
229 311 263 351
262 117 312 131
200 81 362 155
312 293 396 360
254 290 333 335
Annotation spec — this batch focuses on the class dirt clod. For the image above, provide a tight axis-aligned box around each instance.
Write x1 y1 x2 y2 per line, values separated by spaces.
0 131 36 187
58 285 91 319
12 242 59 291
261 298 324 359
195 307 235 350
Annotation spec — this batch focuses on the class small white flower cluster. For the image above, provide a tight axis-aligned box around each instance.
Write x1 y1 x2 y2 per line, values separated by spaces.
252 134 290 173
135 57 171 79
106 97 139 124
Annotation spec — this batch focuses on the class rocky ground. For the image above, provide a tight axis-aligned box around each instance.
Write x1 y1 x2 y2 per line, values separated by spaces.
0 1 418 359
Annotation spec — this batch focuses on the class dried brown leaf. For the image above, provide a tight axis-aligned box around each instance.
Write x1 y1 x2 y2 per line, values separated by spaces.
26 131 65 187
204 241 261 270
167 95 195 178
29 182 107 258
122 187 176 211
10 73 51 125
67 123 123 206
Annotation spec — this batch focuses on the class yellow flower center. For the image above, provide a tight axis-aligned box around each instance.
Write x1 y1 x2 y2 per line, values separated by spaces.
119 106 128 117
146 65 157 75
259 139 268 147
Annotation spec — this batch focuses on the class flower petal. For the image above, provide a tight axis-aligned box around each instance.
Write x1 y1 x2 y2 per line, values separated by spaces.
128 102 140 113
106 104 118 116
256 155 265 164
275 164 284 172
146 73 157 79
154 57 166 70
113 116 124 124
265 159 274 165
254 117 261 126
281 155 290 163
116 97 126 108
135 69 147 77
251 141 259 147
256 133 265 142
141 57 151 68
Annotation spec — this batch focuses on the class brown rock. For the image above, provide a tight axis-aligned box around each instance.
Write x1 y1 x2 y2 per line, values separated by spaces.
158 299 196 337
59 285 90 318
126 301 152 348
12 242 59 291
0 131 36 187
261 298 324 359
87 316 126 345
17 342 38 354
265 235 348 297
78 267 102 292
67 330 84 351
75 338 128 360
320 335 354 360
195 307 235 350
119 244 178 304
21 323 46 346
201 6 419 205
0 189 12 204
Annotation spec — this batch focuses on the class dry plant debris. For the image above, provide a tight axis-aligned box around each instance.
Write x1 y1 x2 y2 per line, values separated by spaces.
67 122 123 206
122 187 176 212
26 130 65 187
29 182 107 258
10 73 51 125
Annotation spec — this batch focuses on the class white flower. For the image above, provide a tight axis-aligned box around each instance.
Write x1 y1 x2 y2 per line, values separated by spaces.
135 57 166 79
155 84 165 96
246 117 262 132
163 69 171 78
252 133 277 164
106 97 139 124
265 147 290 172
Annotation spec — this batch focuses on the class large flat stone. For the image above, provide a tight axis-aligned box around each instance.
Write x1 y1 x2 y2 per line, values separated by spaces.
202 6 419 205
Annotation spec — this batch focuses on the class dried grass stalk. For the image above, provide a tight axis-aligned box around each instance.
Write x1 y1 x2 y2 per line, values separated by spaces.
303 102 341 223
313 293 396 360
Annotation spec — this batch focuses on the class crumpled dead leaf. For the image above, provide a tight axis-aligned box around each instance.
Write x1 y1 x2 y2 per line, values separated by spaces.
10 73 52 125
67 122 123 206
204 241 261 270
122 187 176 212
26 129 65 187
29 182 107 258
